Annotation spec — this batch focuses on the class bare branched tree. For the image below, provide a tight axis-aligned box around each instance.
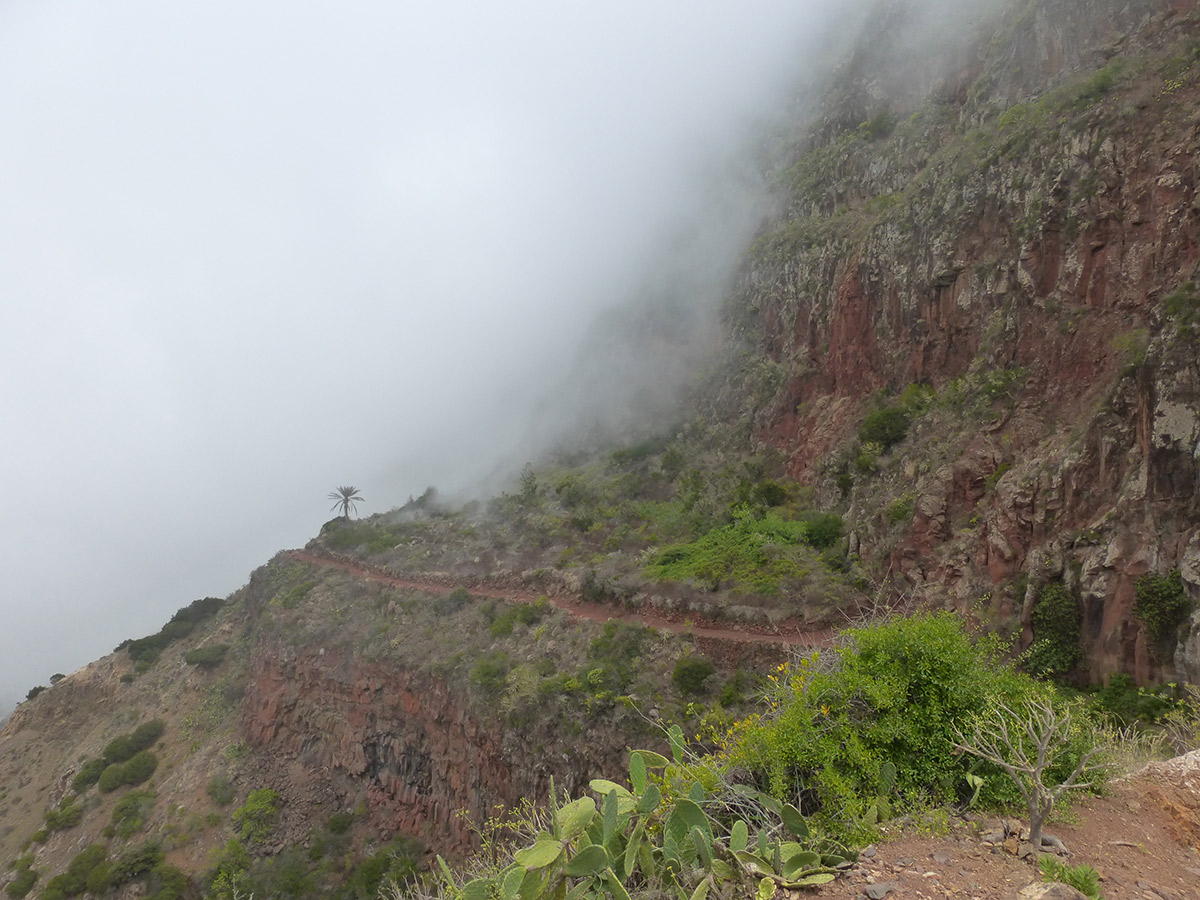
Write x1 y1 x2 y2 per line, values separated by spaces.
953 697 1107 860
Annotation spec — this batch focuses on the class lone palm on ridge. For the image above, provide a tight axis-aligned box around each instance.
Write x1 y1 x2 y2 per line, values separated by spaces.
328 485 363 519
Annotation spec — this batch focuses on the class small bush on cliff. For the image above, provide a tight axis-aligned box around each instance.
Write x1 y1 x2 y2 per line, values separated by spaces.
723 613 1076 837
1023 583 1083 679
1162 282 1200 337
109 789 156 839
859 406 910 451
184 644 230 669
24 686 46 701
204 839 250 900
207 775 236 807
440 586 474 613
4 861 37 899
41 845 107 900
586 622 647 693
43 798 82 832
470 652 512 698
490 600 547 637
1093 673 1179 726
104 720 165 764
118 599 223 668
344 836 422 898
144 863 188 900
1134 570 1194 656
649 509 839 593
110 841 165 885
98 751 158 793
673 655 716 696
271 580 316 609
71 758 108 793
233 789 280 845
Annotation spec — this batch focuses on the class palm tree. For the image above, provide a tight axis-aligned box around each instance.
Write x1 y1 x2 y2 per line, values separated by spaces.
328 485 363 519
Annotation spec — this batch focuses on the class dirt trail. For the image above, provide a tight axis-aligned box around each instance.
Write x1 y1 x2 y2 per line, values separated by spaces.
289 549 835 649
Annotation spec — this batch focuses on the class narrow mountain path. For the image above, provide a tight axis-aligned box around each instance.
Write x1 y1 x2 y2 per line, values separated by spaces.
289 549 836 649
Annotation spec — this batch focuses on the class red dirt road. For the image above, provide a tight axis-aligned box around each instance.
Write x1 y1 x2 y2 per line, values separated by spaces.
289 549 835 649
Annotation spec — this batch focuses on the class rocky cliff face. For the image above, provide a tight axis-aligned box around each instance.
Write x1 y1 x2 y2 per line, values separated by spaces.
722 0 1200 683
240 648 549 853
231 559 648 857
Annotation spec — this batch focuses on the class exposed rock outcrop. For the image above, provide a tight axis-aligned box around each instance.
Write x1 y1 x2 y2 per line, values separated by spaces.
730 0 1200 682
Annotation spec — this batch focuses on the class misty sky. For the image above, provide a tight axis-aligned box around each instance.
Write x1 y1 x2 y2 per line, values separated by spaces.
0 0 864 712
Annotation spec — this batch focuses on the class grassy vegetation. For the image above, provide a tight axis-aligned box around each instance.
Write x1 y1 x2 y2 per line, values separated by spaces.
117 598 225 670
1135 570 1194 656
184 644 230 669
648 510 842 593
417 612 1119 900
721 613 1093 841
1023 584 1083 680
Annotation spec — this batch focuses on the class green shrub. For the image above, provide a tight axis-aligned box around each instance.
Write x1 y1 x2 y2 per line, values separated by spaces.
272 580 317 609
326 811 353 835
233 789 280 844
344 836 423 899
110 841 164 885
4 867 37 899
184 644 230 669
673 656 716 696
1134 570 1193 653
1039 857 1102 899
103 721 164 765
123 633 173 666
46 845 108 899
896 382 936 414
1023 583 1082 678
129 720 166 751
84 862 112 895
103 734 136 764
98 763 125 793
490 601 547 637
110 789 156 839
97 751 157 792
24 687 46 701
799 512 844 548
469 652 512 697
204 839 250 900
718 670 752 707
440 587 474 613
118 599 224 668
649 511 838 593
984 462 1012 492
71 758 108 793
859 406 909 450
170 596 225 625
884 493 915 524
587 622 647 692
728 613 1059 838
835 471 854 495
1093 673 1178 725
145 863 189 900
43 798 82 832
122 751 158 787
207 774 236 807
858 111 896 140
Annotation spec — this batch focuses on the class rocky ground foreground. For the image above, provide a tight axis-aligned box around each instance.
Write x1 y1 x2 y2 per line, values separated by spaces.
813 751 1200 900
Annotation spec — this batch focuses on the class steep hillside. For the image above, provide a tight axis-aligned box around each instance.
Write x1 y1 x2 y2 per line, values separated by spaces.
0 552 744 896
716 0 1200 685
